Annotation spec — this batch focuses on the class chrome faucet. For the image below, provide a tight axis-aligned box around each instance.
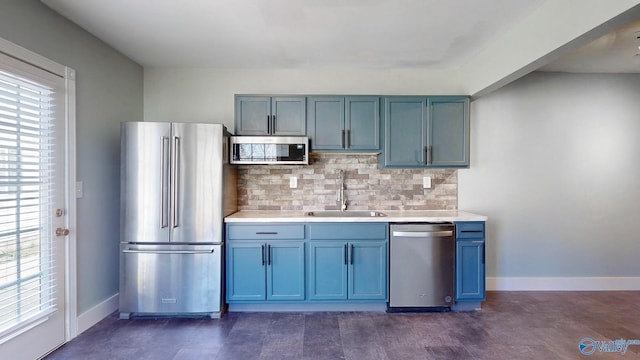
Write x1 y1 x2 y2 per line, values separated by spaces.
337 169 348 211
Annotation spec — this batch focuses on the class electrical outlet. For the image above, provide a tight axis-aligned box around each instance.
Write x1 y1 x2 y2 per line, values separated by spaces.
289 176 297 188
423 176 431 189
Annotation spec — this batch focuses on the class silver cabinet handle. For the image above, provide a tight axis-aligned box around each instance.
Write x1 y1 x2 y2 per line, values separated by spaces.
392 231 453 238
267 115 271 134
350 243 354 265
272 115 276 134
343 244 348 265
172 136 180 228
160 136 169 228
122 249 214 254
424 145 429 165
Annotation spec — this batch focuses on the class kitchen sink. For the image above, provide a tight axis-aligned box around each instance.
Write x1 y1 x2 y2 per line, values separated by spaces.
305 211 387 217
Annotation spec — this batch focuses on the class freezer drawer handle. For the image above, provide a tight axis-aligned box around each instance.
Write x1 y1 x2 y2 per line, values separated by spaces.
392 231 453 238
122 249 215 254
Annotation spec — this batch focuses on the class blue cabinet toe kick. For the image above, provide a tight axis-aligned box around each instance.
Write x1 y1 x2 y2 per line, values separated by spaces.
228 302 388 312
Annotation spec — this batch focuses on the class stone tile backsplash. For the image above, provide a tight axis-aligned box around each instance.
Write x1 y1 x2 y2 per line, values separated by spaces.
237 153 457 211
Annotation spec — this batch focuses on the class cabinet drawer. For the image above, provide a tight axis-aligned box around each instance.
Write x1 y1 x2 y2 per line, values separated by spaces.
308 223 387 240
228 224 305 240
455 222 485 239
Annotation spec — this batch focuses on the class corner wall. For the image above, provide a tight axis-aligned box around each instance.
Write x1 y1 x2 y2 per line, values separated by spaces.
0 1 143 314
459 72 640 288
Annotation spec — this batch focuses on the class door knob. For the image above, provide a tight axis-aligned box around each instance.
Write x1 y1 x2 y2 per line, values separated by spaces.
55 228 70 236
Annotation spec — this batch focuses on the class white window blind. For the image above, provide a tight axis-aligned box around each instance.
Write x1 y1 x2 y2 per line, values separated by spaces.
0 67 57 337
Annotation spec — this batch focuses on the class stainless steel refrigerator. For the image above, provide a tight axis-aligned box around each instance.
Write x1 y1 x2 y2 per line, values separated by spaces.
119 122 237 319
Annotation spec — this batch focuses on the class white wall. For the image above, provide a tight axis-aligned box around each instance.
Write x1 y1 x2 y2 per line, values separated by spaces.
460 72 640 285
0 1 143 313
144 67 463 129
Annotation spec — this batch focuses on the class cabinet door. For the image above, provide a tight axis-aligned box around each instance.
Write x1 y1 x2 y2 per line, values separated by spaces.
307 96 345 150
271 96 306 135
455 241 485 301
383 97 427 167
235 96 271 135
266 241 305 301
348 241 387 300
226 241 266 301
345 96 380 151
427 97 469 167
308 241 348 300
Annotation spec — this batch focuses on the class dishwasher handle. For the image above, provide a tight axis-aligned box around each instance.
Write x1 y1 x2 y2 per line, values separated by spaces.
392 230 453 238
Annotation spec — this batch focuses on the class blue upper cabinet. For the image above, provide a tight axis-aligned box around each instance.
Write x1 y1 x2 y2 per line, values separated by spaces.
382 96 470 168
345 96 380 151
383 96 427 167
307 97 345 150
427 97 470 167
307 96 380 152
235 95 306 136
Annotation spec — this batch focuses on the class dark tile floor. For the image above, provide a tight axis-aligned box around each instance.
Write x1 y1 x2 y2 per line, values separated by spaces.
46 291 640 360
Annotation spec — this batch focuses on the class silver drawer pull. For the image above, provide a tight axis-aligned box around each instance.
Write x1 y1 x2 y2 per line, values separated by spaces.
392 231 453 238
255 231 278 235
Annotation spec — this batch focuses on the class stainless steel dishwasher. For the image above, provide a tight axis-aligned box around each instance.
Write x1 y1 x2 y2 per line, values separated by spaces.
389 223 455 310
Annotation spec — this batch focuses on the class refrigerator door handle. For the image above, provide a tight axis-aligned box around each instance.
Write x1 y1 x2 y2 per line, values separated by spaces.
172 136 180 228
160 136 169 228
122 249 215 254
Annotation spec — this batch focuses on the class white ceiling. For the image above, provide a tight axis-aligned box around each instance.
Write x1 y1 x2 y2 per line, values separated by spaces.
42 0 548 69
540 18 640 73
40 0 640 95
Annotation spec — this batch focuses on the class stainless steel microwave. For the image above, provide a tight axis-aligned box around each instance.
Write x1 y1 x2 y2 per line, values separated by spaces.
230 136 309 165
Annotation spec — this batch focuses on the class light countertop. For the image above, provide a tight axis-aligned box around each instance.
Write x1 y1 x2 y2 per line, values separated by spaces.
224 210 487 223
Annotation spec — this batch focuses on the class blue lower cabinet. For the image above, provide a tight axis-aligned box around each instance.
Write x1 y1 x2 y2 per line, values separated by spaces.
454 221 486 301
227 222 389 305
348 241 387 300
227 240 305 302
226 241 266 301
308 241 348 300
266 242 305 300
308 240 387 301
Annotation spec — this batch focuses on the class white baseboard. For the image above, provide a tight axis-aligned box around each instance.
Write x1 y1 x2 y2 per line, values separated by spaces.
76 293 119 336
487 277 640 291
